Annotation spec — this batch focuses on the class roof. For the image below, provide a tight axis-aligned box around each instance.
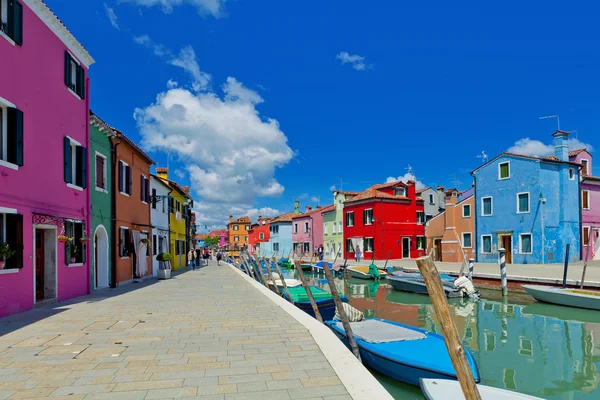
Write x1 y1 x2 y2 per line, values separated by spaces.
229 216 251 225
544 148 589 161
292 204 335 219
196 234 206 240
89 111 116 138
344 187 419 205
416 187 430 194
113 128 156 165
583 175 600 184
168 180 192 199
334 190 360 196
270 211 297 223
472 152 581 174
150 174 172 190
370 180 408 190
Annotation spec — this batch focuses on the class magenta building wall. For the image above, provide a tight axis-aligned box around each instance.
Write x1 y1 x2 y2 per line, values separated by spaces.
0 1 94 317
292 205 333 256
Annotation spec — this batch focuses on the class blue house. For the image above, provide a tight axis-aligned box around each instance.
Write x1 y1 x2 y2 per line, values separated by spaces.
265 202 301 257
472 131 581 264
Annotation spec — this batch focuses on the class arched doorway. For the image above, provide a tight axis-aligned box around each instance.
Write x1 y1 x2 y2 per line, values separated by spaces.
94 225 109 289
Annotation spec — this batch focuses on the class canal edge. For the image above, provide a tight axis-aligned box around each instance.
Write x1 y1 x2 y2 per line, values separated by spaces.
225 262 394 400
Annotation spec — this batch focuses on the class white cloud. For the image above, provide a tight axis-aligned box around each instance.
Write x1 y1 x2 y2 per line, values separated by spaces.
167 79 178 89
119 0 226 18
134 34 170 57
310 196 320 203
223 77 263 105
507 137 594 157
329 185 337 191
104 3 120 29
298 193 308 200
386 173 426 190
336 51 371 71
174 169 185 179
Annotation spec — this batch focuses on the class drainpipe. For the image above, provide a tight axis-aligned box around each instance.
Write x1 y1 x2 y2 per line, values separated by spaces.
472 173 478 262
579 166 583 261
380 199 383 260
110 139 121 288
85 80 91 294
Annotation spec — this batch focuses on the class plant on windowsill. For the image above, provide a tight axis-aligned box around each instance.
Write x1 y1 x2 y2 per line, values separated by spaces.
0 243 16 270
140 238 151 248
67 240 80 264
79 237 90 243
156 252 171 279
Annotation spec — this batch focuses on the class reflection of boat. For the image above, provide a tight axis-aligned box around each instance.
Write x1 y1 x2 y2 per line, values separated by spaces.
420 379 543 400
387 276 463 298
325 319 480 386
522 302 600 324
283 286 348 321
522 285 600 311
347 265 388 280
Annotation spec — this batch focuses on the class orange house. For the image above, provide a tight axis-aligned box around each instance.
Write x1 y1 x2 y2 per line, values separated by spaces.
426 189 475 263
228 215 251 254
112 130 155 285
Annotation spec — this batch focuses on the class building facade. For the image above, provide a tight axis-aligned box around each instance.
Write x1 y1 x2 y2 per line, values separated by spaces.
228 215 251 254
113 131 155 285
150 174 171 276
0 1 94 317
473 131 581 264
417 186 446 222
576 150 600 260
248 216 271 255
322 191 358 260
89 112 114 291
266 205 301 257
343 180 426 260
292 205 333 257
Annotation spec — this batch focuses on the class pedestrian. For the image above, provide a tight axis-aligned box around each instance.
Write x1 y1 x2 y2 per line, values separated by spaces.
217 250 222 265
188 249 195 269
318 244 324 261
355 245 362 262
196 248 202 267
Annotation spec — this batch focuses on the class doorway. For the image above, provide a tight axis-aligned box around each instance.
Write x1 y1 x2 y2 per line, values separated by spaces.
594 229 600 261
34 227 57 303
35 230 45 301
94 225 109 289
402 237 411 259
500 235 513 264
434 239 442 261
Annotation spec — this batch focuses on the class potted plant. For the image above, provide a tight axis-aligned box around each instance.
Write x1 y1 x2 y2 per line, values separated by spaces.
79 236 90 243
140 238 151 247
57 235 68 243
0 243 15 270
156 252 171 279
68 240 79 264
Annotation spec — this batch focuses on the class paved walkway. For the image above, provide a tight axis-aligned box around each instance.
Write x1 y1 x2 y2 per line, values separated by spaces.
0 261 353 400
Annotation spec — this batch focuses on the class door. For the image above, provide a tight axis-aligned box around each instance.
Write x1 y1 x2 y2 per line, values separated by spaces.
435 239 442 262
594 230 600 261
35 230 45 301
95 232 99 288
501 235 513 264
402 237 410 259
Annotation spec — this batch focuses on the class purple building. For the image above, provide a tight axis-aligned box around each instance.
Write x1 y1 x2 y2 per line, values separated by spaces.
573 150 600 260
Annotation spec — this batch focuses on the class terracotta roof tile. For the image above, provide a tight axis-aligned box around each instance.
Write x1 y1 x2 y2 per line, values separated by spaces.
370 180 408 190
270 211 298 223
229 216 251 224
344 187 412 204
113 129 155 165
292 204 335 219
569 148 589 157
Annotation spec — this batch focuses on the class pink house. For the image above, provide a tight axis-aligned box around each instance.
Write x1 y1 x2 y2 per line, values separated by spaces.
0 1 94 317
572 150 600 260
291 205 334 257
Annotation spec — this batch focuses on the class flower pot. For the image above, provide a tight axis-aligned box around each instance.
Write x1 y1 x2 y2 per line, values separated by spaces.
70 257 77 263
58 236 68 243
158 268 171 280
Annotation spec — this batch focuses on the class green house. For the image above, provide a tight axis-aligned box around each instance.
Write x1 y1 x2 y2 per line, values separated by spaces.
89 112 115 291
322 191 359 260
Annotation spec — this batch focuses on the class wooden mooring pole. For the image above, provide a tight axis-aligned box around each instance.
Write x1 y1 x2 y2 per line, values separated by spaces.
580 243 591 289
272 256 293 301
240 255 256 280
416 256 482 400
293 254 323 323
562 244 570 289
249 254 270 289
499 248 508 296
263 256 281 296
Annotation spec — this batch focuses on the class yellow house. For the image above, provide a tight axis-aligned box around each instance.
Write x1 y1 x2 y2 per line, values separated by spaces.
156 168 192 270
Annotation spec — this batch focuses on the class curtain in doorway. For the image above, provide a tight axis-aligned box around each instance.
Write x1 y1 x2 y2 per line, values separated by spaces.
138 234 148 277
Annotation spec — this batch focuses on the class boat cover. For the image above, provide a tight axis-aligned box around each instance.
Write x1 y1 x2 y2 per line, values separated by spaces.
368 264 380 279
334 319 427 343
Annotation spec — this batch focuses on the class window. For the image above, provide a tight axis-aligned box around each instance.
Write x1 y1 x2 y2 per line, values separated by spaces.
0 212 23 269
519 233 532 254
0 0 22 45
118 161 131 195
462 204 471 218
294 223 298 234
517 193 530 214
65 221 85 265
338 221 342 232
337 199 342 209
64 137 87 190
481 235 492 254
273 242 279 252
303 242 310 253
417 211 425 225
304 222 309 233
569 168 575 180
158 236 164 254
140 175 150 203
119 227 130 257
482 197 493 216
271 225 279 234
259 232 264 240
0 101 23 168
582 159 589 177
233 225 239 231
416 237 426 250
245 225 250 231
346 211 354 227
152 234 157 256
151 189 157 209
234 236 239 242
503 369 517 390
583 227 591 246
429 193 435 204
583 191 590 210
363 209 374 225
394 187 406 196
485 330 496 351
346 239 354 252
499 162 510 180
332 222 336 234
324 223 328 235
462 233 473 249
64 51 85 98
519 337 533 356
95 153 107 191
168 196 174 214
363 238 374 252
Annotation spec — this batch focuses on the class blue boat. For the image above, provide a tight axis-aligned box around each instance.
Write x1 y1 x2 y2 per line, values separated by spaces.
325 319 480 386
283 286 348 321
312 262 343 276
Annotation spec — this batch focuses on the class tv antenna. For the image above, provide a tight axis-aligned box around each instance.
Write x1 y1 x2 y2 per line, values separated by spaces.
405 164 414 176
449 174 462 188
539 115 560 130
568 129 578 140
477 151 488 163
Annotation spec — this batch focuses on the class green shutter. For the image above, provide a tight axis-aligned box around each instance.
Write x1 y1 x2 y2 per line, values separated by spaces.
8 0 23 45
64 51 72 88
7 107 23 166
76 146 87 188
64 137 72 183
76 65 85 99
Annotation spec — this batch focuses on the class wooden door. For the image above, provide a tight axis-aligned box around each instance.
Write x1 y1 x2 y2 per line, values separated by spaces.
402 238 410 259
35 230 45 301
435 239 442 261
502 236 513 264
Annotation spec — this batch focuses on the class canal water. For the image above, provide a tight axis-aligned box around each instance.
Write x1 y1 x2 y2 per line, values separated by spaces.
283 269 600 400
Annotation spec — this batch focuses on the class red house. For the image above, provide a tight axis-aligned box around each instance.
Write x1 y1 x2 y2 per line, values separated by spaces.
343 180 426 260
248 216 272 255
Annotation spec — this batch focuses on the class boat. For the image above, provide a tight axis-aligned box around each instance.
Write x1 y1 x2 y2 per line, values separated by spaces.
325 319 480 386
283 286 348 321
347 265 388 280
387 275 463 298
312 262 344 275
391 269 455 282
522 285 600 311
420 379 543 400
267 278 302 291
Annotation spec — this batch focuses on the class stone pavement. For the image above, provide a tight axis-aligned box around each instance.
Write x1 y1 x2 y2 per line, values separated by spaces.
0 260 353 400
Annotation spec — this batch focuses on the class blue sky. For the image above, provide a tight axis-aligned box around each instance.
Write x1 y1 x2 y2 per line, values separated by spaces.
48 0 600 229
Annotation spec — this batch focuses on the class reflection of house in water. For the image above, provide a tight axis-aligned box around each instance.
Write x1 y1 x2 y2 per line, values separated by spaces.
476 300 600 399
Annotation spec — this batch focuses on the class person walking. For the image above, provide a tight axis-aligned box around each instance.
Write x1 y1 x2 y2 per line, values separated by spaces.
188 249 195 270
355 245 362 262
196 248 202 267
216 250 223 265
318 244 324 261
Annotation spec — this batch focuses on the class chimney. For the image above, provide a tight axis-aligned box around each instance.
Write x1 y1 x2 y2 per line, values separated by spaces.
437 186 446 210
445 189 458 206
294 200 300 213
552 130 571 162
306 206 312 212
229 215 233 223
156 167 169 180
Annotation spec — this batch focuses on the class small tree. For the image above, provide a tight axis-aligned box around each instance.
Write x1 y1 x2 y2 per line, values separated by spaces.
204 234 219 248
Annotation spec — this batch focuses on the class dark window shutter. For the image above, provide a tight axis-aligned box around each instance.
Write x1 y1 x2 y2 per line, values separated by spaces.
8 0 23 45
64 51 72 88
7 107 23 166
76 146 87 188
76 65 85 99
118 161 123 193
145 178 150 203
64 222 71 264
126 166 132 194
5 214 23 269
152 189 157 209
63 137 72 183
140 175 144 201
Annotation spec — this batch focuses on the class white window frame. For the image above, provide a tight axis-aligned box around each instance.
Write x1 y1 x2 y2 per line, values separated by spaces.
394 187 406 196
66 136 83 191
429 193 435 204
66 51 83 99
416 236 426 250
462 204 471 218
519 233 533 254
583 190 591 210
233 225 239 231
0 0 15 46
416 211 425 225
332 221 337 234
462 232 473 249
498 161 510 180
346 211 354 227
304 222 309 233
583 226 591 247
516 192 530 214
245 225 250 231
364 208 374 226
94 152 108 193
338 221 342 233
324 223 328 235
363 237 374 252
337 199 342 210
234 236 239 242
481 235 492 254
481 196 493 216
119 226 130 259
0 95 18 170
569 168 575 180
119 160 129 196
581 159 589 176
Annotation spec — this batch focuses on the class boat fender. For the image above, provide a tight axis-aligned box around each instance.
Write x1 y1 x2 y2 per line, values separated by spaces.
335 303 364 322
454 276 478 297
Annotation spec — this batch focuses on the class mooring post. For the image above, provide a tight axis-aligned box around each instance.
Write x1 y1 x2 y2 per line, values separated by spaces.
272 256 293 302
251 254 270 289
562 244 570 289
322 262 361 361
264 256 281 295
293 255 324 323
499 248 507 296
580 243 591 289
468 258 475 281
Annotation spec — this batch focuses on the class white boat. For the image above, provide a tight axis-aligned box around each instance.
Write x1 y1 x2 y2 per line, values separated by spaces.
522 285 600 311
347 265 387 280
420 379 543 399
267 277 302 290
